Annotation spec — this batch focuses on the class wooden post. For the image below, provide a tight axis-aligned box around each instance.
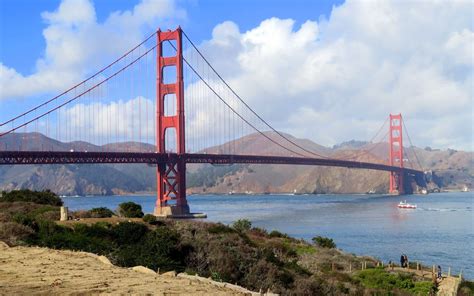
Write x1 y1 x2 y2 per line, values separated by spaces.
448 267 451 277
416 262 419 271
432 265 435 274
60 206 68 221
459 269 463 279
381 261 384 268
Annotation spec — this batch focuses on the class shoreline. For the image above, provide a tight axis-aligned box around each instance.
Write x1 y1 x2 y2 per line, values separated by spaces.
59 189 471 198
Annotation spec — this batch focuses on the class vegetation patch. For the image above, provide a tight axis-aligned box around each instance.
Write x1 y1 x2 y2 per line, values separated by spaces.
89 207 115 218
312 235 336 249
0 190 443 295
355 268 436 295
118 202 144 218
458 280 474 296
0 190 63 206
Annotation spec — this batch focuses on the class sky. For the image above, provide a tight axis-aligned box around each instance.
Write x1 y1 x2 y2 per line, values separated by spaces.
0 0 472 151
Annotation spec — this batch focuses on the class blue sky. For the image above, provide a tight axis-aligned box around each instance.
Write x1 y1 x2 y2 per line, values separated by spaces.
0 0 472 150
0 0 341 75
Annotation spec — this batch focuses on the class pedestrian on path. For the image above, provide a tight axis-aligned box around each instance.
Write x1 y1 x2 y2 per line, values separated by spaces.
437 265 442 280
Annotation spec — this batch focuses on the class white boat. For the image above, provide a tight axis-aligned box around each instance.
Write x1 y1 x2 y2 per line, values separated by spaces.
398 200 417 209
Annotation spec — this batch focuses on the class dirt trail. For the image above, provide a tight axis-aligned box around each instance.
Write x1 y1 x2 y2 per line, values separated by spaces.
0 243 252 295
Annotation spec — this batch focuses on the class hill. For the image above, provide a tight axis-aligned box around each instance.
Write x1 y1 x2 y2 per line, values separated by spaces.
0 132 471 195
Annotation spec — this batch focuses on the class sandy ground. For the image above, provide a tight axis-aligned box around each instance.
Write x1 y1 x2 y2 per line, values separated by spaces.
0 242 251 295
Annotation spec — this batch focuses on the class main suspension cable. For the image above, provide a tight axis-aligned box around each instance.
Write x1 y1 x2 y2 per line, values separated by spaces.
182 30 330 159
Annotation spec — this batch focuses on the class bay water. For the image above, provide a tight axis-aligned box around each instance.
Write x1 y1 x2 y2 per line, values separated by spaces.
62 192 474 279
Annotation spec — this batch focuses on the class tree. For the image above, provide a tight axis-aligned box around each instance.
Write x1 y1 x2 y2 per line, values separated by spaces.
232 219 252 232
118 202 144 218
312 236 336 249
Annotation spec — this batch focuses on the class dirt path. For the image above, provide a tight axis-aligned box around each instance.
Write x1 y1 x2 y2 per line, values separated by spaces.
0 243 253 295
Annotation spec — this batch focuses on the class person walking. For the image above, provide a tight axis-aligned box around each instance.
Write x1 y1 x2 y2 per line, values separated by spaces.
437 265 442 280
400 254 405 268
404 255 408 268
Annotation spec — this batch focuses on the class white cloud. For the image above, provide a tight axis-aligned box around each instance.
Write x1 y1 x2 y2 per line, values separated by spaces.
195 1 473 150
1 0 472 151
0 0 184 100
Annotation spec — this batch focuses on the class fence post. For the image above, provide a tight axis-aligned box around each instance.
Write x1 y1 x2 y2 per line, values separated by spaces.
459 269 462 280
416 262 419 271
448 267 451 277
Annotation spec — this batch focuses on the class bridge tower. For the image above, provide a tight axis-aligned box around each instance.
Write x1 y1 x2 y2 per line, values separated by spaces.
154 28 189 216
389 114 404 194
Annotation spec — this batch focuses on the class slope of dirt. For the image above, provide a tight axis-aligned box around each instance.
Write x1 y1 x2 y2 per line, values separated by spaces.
0 242 249 295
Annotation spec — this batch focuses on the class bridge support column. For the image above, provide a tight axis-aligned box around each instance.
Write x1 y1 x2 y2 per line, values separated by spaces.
389 114 404 195
154 27 201 217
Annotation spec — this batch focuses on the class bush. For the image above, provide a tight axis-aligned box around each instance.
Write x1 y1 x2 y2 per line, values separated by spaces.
112 222 148 245
232 219 252 232
112 227 184 272
0 189 63 206
312 235 336 248
118 202 144 218
143 214 157 224
208 223 235 234
0 222 34 245
269 230 289 239
89 207 115 218
71 210 92 219
355 268 435 295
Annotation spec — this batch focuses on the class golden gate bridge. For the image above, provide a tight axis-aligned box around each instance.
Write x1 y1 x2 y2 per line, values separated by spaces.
0 27 426 217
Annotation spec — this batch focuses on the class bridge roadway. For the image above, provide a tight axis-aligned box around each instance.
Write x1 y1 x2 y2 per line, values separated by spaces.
0 151 424 177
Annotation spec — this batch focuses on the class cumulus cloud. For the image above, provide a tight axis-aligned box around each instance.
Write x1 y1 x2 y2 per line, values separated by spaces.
0 0 184 100
195 1 473 150
2 0 472 151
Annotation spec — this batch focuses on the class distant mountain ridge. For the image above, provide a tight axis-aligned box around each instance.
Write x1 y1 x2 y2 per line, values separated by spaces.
0 132 472 195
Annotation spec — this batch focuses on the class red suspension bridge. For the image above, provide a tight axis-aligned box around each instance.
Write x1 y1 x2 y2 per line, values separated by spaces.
0 27 426 217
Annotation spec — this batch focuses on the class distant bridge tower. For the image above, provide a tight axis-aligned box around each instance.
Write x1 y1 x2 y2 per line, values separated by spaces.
154 28 189 216
389 113 404 194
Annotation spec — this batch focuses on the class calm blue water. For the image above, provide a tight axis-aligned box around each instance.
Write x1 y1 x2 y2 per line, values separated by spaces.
63 192 474 279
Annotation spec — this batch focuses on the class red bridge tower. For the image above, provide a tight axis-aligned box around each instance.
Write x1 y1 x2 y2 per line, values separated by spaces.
154 28 190 216
389 114 404 194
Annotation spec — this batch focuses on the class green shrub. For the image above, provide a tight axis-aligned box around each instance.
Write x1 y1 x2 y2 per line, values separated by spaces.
458 280 474 296
72 210 92 219
143 214 157 224
312 235 336 248
355 268 435 294
0 222 34 245
269 230 289 238
112 227 184 272
89 207 115 218
118 202 143 218
232 219 252 232
208 223 235 234
0 189 63 206
112 222 148 245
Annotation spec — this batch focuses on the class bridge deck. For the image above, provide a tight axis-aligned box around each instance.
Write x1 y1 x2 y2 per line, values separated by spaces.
0 151 423 176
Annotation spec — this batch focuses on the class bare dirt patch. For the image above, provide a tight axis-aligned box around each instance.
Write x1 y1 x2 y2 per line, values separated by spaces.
0 243 249 295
